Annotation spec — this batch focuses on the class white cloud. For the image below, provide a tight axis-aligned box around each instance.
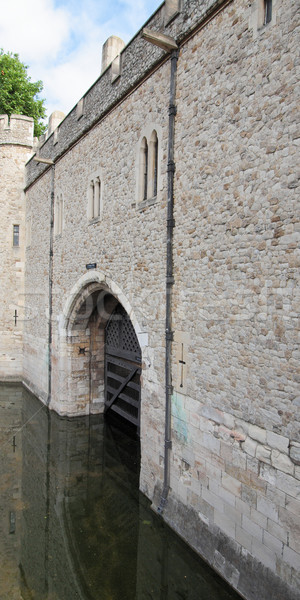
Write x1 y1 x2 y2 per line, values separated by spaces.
1 0 161 121
0 0 70 62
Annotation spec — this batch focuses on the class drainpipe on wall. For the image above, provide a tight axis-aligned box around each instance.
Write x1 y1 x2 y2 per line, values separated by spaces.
158 49 179 514
140 28 178 514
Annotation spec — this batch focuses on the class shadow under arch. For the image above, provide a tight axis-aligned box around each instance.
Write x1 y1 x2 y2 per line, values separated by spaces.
55 272 146 432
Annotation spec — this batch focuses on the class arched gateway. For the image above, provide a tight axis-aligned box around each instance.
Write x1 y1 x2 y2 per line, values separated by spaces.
57 274 146 430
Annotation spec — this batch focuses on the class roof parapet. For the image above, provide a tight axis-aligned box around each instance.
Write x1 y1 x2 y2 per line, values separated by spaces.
47 111 66 138
0 114 34 147
101 36 125 74
164 0 181 25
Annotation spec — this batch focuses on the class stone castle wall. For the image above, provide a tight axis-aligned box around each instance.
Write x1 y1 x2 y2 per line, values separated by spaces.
167 1 300 597
3 0 300 598
0 115 34 379
23 166 51 403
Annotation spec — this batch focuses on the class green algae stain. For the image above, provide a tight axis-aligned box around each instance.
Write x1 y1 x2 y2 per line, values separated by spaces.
172 392 189 443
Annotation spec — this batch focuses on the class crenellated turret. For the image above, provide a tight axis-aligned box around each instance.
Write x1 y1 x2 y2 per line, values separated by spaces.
0 114 34 147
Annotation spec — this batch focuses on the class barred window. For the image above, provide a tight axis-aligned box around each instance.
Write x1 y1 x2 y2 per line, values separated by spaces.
13 225 19 247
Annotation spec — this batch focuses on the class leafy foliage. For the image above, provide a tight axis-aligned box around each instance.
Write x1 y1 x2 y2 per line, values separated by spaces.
0 49 47 137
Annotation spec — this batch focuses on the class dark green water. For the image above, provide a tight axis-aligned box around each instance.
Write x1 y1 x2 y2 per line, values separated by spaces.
0 383 241 600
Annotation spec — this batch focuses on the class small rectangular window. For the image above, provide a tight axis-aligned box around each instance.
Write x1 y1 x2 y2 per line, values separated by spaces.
13 225 20 247
264 0 272 25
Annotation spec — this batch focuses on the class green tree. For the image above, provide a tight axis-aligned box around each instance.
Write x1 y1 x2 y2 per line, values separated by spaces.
0 49 47 137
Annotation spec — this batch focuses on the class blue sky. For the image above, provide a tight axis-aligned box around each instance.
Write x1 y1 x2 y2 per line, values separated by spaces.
1 0 161 122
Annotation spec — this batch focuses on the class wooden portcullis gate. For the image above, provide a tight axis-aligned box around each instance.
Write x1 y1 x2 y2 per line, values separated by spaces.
105 304 141 431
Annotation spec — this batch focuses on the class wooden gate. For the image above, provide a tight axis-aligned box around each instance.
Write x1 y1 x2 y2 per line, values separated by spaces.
105 304 141 430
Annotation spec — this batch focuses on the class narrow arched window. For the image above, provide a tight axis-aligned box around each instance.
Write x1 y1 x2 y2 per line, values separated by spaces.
141 137 148 201
149 130 158 198
94 177 101 217
264 0 272 24
154 135 158 197
139 137 149 202
88 180 95 220
88 175 102 221
137 128 160 206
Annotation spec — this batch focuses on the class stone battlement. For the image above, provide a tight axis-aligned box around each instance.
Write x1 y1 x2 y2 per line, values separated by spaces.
25 0 222 188
0 114 34 147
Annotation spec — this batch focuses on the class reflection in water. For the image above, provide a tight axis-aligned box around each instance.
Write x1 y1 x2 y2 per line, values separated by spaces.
0 384 240 600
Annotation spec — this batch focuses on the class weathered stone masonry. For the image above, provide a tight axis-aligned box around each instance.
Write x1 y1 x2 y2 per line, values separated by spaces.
0 114 34 379
1 1 300 599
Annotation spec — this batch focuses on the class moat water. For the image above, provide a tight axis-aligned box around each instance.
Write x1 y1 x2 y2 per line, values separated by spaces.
0 383 241 600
